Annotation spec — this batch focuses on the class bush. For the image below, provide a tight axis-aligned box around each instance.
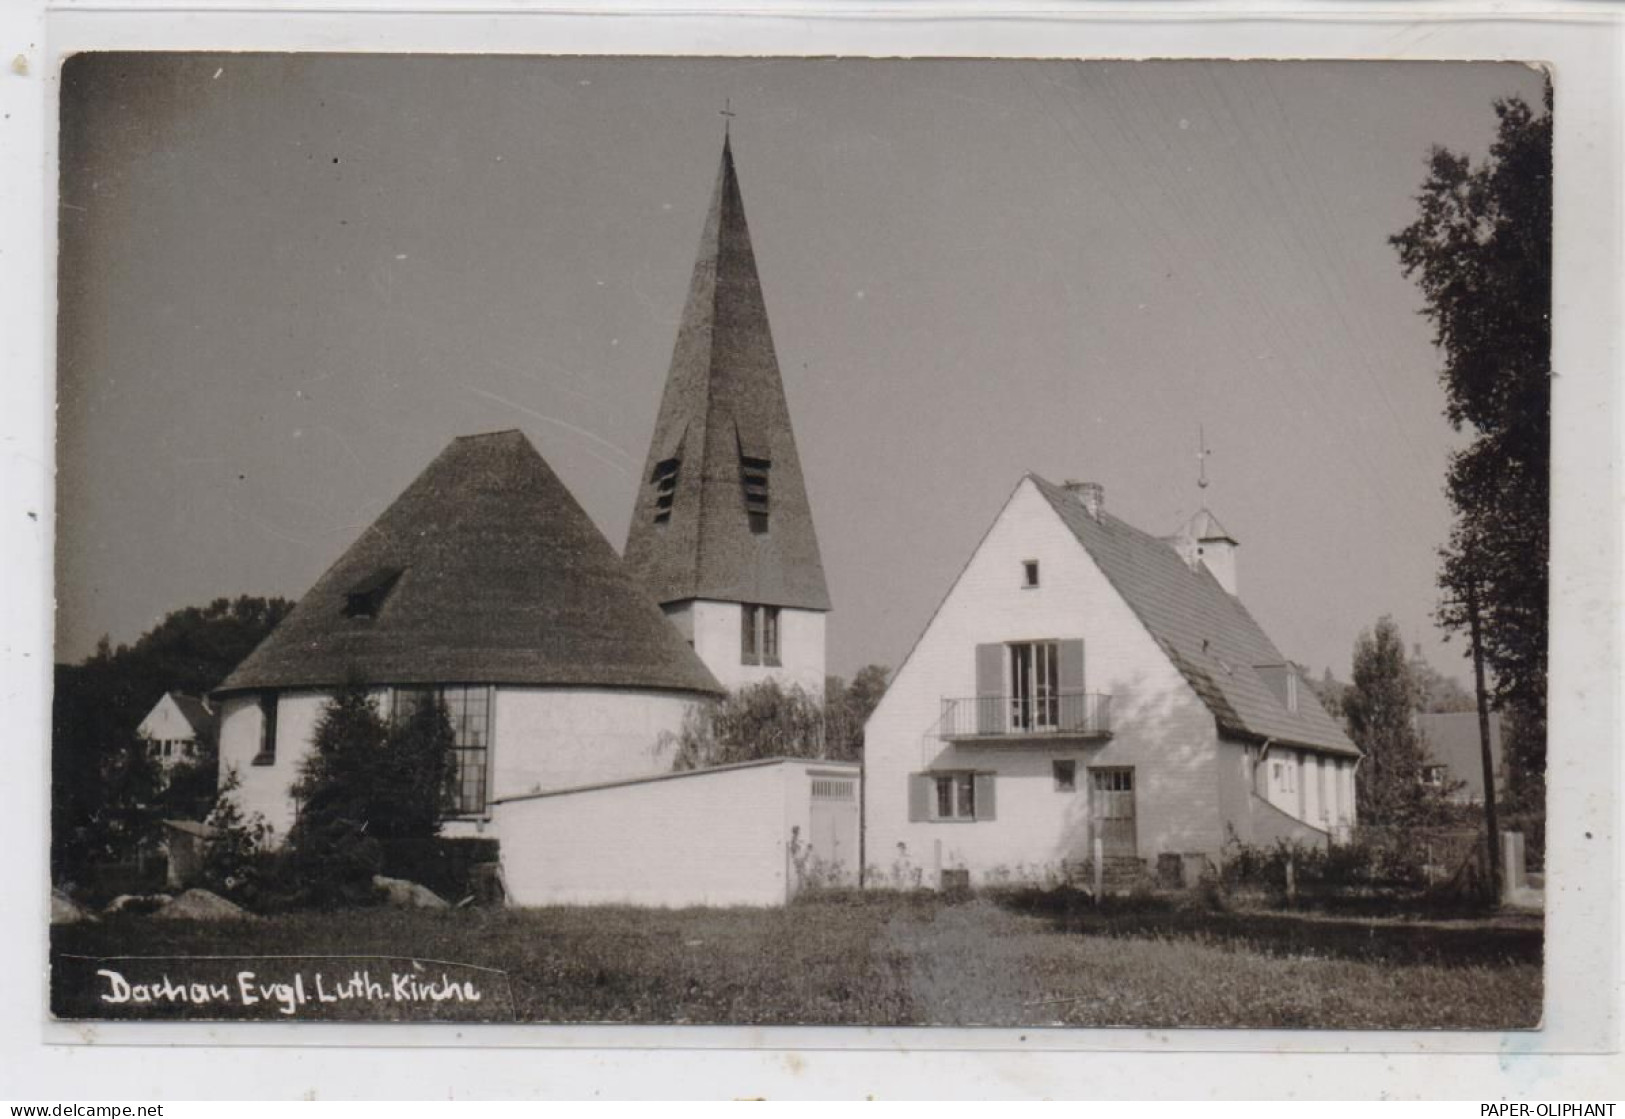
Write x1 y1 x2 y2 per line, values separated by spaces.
282 817 384 910
1219 835 1430 897
283 678 457 910
198 768 277 909
376 837 500 902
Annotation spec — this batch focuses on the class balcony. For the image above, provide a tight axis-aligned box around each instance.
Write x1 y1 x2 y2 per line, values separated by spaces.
939 692 1113 741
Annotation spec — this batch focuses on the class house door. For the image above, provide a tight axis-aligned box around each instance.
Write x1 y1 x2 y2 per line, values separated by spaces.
808 774 859 885
1089 768 1137 859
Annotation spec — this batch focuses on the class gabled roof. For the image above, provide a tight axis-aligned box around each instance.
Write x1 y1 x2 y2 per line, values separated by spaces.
1416 711 1503 775
623 135 831 612
218 430 722 697
1031 476 1358 757
169 693 216 737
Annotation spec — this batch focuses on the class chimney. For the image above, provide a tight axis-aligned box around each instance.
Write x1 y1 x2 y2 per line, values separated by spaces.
1064 480 1105 521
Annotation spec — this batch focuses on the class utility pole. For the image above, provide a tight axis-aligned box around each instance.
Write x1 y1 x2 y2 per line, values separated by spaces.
1466 580 1501 899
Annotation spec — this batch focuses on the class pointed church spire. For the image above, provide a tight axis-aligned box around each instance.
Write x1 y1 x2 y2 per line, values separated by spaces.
624 135 831 615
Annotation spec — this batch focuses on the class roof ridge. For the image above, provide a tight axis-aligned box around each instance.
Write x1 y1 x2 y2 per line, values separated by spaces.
1030 474 1357 757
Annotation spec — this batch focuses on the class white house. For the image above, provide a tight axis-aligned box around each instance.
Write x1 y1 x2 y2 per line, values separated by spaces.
863 476 1359 889
212 429 726 841
622 134 831 700
138 691 215 773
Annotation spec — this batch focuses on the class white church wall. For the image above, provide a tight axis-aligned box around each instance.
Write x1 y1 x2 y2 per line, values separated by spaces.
682 599 825 699
488 686 703 801
219 684 704 842
217 690 329 841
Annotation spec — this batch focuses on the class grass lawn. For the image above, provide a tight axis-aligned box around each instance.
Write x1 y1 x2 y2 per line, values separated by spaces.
51 893 1542 1029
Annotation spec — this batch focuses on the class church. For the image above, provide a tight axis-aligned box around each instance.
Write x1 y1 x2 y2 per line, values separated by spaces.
212 133 855 904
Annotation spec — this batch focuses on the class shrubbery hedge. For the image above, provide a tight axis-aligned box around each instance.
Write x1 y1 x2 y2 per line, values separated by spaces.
376 837 501 903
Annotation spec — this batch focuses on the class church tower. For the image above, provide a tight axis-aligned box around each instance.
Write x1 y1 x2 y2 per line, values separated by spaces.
624 134 831 698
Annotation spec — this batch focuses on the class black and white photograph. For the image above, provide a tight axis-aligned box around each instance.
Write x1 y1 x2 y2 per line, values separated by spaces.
47 53 1552 1032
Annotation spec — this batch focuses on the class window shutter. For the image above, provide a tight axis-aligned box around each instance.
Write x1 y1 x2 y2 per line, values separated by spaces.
974 773 996 821
1059 638 1085 693
908 773 930 822
975 643 1003 734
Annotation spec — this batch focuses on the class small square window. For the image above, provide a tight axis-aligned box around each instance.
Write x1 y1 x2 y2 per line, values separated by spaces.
1022 560 1040 588
1053 759 1076 791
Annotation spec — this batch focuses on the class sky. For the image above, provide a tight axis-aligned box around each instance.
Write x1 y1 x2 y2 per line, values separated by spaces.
54 55 1547 686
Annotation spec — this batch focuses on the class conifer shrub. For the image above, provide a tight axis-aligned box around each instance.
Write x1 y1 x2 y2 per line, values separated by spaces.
284 676 457 909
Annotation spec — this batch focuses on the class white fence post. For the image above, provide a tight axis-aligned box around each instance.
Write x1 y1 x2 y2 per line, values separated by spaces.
1092 837 1104 902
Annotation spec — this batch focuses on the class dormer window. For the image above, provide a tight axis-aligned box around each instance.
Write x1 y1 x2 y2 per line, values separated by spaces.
1255 663 1300 713
343 566 403 618
652 457 680 525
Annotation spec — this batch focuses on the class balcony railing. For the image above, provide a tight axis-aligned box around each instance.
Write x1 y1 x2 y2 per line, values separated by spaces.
939 692 1113 740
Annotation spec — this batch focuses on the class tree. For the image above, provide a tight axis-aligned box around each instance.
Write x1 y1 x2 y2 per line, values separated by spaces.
1307 667 1347 722
1411 655 1476 715
1345 617 1456 825
282 678 456 907
289 677 457 840
156 721 221 821
663 679 829 771
823 664 891 761
1391 87 1551 787
52 594 295 885
51 664 165 884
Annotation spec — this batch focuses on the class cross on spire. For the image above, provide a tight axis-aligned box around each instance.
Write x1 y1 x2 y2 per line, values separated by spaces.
1197 424 1212 490
720 98 736 138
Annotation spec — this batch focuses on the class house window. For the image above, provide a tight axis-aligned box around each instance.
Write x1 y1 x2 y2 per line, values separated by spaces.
253 693 278 766
652 457 680 525
741 604 782 666
1422 765 1447 787
740 455 771 534
443 685 492 816
1009 641 1060 730
910 771 996 822
1274 759 1295 794
934 773 977 820
1022 560 1040 588
392 685 493 817
1093 767 1133 793
1053 759 1076 791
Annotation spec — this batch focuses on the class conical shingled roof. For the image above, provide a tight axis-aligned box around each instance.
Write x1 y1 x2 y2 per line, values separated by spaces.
623 136 831 612
217 431 722 697
1032 476 1357 757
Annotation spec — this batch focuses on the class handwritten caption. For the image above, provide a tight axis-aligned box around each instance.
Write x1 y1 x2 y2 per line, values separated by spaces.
54 956 514 1022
